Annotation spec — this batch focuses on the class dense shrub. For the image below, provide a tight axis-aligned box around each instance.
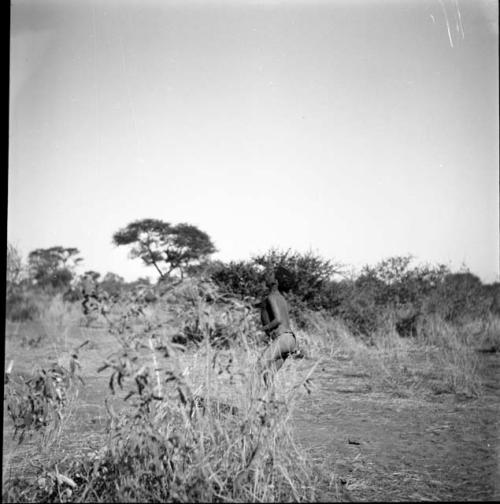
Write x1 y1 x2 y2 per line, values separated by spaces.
208 260 264 299
357 257 449 308
206 252 497 340
329 258 453 338
253 248 341 309
8 243 495 344
482 282 500 315
62 288 81 303
5 288 40 322
426 272 490 322
5 356 82 444
283 291 312 329
208 249 342 316
331 279 381 340
162 279 260 348
93 272 125 300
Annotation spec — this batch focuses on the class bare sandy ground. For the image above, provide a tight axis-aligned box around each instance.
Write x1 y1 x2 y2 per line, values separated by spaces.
292 353 500 501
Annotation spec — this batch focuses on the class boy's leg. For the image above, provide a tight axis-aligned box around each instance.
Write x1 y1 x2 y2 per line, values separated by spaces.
259 332 296 387
261 357 284 388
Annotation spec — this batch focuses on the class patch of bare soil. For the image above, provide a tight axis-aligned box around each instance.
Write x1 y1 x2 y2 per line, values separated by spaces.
293 353 500 501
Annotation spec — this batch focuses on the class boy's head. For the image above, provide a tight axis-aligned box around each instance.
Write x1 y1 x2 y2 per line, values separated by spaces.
264 270 278 289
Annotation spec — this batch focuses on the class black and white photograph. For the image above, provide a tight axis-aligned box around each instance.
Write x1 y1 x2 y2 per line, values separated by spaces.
6 0 499 501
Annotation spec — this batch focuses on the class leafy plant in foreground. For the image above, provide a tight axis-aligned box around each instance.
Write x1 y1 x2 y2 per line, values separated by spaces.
4 342 86 445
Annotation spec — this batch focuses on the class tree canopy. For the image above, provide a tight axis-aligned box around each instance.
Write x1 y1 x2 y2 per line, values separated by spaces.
112 218 216 279
27 246 82 290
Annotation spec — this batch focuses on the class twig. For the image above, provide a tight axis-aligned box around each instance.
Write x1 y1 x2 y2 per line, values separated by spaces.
148 336 162 397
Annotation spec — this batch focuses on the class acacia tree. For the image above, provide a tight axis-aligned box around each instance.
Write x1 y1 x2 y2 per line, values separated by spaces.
28 246 83 291
112 218 216 280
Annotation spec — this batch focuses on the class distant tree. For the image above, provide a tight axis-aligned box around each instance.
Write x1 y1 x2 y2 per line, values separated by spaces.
99 272 126 298
112 219 216 280
27 246 82 291
128 276 152 288
84 270 101 281
7 243 23 297
101 272 125 285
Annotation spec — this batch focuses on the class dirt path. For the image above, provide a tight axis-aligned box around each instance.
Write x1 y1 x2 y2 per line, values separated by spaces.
292 353 500 501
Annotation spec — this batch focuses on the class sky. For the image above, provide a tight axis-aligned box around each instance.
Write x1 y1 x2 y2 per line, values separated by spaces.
8 0 499 283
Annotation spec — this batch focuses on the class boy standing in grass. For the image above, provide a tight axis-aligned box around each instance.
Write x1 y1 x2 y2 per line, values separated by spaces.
258 271 297 387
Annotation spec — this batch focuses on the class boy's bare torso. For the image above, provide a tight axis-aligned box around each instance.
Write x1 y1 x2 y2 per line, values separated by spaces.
261 290 292 337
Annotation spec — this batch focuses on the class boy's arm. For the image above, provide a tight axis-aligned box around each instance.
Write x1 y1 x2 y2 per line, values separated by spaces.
262 297 281 333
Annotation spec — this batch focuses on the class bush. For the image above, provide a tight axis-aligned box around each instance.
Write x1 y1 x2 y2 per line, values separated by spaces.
192 253 495 343
5 357 82 444
357 256 449 308
281 291 312 329
6 289 41 322
163 279 260 348
208 249 342 311
426 272 490 323
208 260 264 300
253 248 341 310
332 279 381 340
206 250 345 334
483 282 500 315
329 258 454 339
62 288 81 303
98 272 126 299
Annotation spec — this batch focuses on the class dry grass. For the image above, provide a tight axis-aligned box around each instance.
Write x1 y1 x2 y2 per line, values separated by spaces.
299 310 490 399
3 287 332 503
3 283 497 502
